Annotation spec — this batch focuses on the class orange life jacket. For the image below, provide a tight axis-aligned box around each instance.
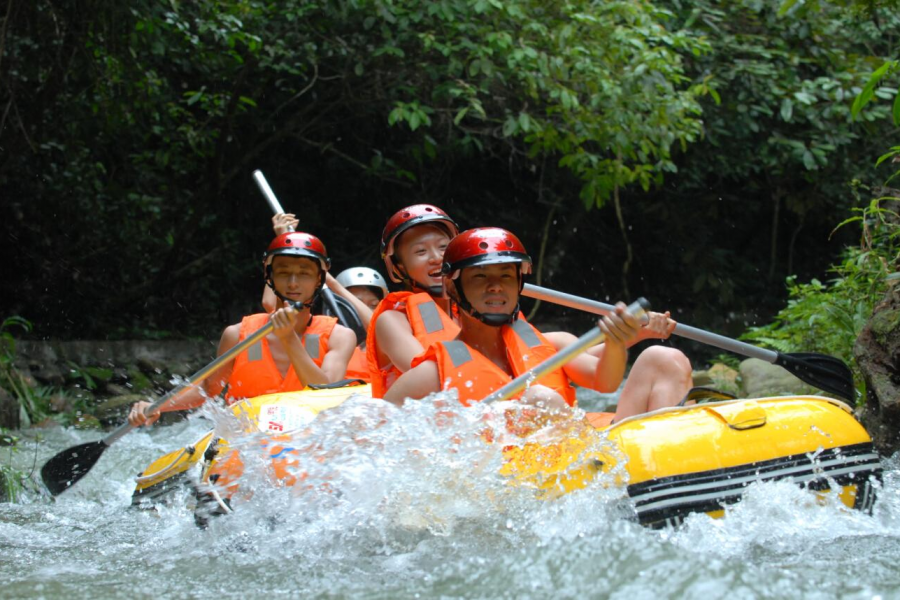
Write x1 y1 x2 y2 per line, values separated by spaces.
344 345 371 383
412 316 577 407
225 313 337 404
366 291 460 398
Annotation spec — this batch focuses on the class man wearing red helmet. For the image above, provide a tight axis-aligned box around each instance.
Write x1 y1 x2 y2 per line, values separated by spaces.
365 204 462 398
128 232 357 426
383 228 693 422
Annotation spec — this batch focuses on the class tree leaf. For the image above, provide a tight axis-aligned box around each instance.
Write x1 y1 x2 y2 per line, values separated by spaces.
518 112 531 132
894 91 900 126
777 0 801 17
851 60 895 121
780 98 793 121
453 107 469 125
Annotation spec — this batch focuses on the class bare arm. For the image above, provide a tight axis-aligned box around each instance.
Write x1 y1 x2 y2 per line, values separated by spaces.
382 361 441 405
546 303 640 393
325 272 374 330
374 309 426 373
261 285 277 313
633 311 677 344
270 308 332 387
318 324 357 382
128 324 239 426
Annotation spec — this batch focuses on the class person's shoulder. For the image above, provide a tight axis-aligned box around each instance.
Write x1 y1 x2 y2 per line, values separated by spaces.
375 308 412 333
329 323 358 348
222 322 242 338
217 322 243 353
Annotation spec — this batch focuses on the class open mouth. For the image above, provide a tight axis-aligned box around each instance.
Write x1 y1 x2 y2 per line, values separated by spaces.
483 298 508 311
427 270 442 279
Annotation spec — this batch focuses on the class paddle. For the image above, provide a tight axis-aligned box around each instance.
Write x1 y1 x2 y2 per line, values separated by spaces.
521 283 855 402
484 298 650 403
40 313 294 496
252 170 366 343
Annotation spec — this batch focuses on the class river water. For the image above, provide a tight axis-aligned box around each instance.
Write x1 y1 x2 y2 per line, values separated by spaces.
2 391 899 600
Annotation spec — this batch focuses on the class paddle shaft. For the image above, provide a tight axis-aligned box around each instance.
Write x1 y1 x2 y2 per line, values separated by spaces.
483 298 649 403
102 320 275 446
522 284 778 363
252 169 344 318
253 169 285 216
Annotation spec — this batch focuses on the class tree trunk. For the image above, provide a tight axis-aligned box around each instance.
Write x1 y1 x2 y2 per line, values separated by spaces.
612 156 632 298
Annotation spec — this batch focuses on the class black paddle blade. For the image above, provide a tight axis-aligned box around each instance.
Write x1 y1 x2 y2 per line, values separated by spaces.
40 440 109 496
774 352 855 402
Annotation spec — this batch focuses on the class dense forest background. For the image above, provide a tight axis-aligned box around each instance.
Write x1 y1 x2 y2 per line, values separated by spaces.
1 0 898 362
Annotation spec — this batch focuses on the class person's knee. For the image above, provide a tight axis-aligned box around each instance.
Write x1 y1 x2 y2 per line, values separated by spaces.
637 346 692 378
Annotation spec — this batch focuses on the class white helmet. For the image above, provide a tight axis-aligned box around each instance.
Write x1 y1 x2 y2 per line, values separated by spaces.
335 267 389 297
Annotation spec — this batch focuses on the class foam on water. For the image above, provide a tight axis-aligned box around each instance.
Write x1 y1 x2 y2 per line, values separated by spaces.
2 395 899 599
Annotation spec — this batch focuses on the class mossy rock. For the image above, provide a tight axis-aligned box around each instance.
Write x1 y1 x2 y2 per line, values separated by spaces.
69 387 96 408
72 413 102 430
126 365 154 392
692 363 742 397
870 306 900 351
83 366 115 383
739 358 819 398
137 357 168 375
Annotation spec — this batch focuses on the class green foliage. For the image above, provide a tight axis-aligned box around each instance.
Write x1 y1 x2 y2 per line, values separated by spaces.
0 430 41 503
741 197 900 384
1 0 712 338
0 317 49 427
0 462 27 503
0 430 24 503
851 60 900 126
637 0 899 312
2 0 898 342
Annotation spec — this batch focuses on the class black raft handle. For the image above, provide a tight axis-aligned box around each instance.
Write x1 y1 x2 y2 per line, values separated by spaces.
307 379 367 390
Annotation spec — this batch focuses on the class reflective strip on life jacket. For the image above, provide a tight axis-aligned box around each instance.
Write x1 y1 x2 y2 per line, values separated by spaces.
413 315 576 407
366 291 459 398
226 314 337 404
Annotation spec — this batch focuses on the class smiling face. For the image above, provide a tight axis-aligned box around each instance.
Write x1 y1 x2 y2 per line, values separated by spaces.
457 263 520 316
270 256 321 304
393 224 451 291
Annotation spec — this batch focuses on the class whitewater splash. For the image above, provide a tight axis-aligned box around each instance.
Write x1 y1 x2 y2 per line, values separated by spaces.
194 391 632 546
2 394 899 598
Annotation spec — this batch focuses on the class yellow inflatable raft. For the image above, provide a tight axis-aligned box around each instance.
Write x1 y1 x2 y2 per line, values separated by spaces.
132 385 882 528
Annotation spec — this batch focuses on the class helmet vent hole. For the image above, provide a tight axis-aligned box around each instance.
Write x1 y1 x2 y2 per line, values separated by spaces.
402 212 411 219
425 207 433 212
305 241 312 247
479 242 489 249
505 240 513 248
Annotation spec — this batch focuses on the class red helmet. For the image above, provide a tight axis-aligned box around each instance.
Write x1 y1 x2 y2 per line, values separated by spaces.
441 228 532 280
381 204 458 283
264 232 331 272
442 228 531 327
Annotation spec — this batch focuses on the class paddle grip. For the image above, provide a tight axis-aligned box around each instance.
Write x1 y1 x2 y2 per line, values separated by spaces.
253 170 288 220
522 284 777 363
482 298 650 404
